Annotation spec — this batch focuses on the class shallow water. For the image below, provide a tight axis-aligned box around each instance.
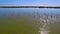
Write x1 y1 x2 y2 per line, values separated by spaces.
0 8 60 34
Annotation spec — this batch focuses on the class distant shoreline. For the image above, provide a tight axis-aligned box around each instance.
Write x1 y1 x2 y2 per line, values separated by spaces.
0 6 60 8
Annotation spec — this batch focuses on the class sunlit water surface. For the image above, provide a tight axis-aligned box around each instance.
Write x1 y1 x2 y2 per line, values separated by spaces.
0 8 60 34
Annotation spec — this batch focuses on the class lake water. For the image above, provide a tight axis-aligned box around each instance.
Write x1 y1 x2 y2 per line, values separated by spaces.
0 8 60 34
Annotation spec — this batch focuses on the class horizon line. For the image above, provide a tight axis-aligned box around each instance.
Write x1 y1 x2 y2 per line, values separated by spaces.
0 6 60 8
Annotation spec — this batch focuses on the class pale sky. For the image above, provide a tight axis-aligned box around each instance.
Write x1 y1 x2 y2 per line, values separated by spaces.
0 0 60 6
